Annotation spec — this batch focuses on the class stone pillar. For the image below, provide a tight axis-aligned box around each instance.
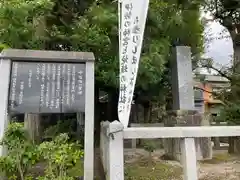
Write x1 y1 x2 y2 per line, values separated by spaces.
171 46 194 111
164 46 212 161
233 137 240 153
213 121 221 149
164 110 212 160
101 121 124 180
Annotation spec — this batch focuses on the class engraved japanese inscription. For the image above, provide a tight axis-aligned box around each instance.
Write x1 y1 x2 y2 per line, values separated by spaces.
9 62 85 114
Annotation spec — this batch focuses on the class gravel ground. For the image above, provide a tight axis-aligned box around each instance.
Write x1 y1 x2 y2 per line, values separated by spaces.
124 148 240 180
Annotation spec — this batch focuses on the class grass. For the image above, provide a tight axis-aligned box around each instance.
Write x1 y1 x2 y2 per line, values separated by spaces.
68 160 101 180
67 156 183 180
68 160 84 177
67 152 240 180
125 157 182 180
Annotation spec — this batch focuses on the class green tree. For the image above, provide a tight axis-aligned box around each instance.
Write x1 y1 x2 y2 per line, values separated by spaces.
201 0 240 153
0 0 55 144
0 0 204 123
0 0 54 49
66 0 204 121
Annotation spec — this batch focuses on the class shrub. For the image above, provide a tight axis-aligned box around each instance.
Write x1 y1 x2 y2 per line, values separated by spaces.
0 123 40 180
0 123 84 180
38 133 84 179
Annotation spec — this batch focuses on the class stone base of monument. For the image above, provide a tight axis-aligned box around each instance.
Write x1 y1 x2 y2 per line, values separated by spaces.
163 110 212 161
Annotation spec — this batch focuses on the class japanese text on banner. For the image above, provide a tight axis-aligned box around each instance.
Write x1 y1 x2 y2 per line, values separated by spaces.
118 0 149 128
118 0 134 124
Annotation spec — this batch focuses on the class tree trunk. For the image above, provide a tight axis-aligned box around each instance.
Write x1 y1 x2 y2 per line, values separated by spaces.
233 42 240 71
135 103 140 123
143 102 151 123
24 114 42 144
107 91 118 122
230 34 240 154
228 137 235 154
228 31 240 154
131 104 138 123
129 104 135 124
94 85 100 147
149 104 153 123
77 112 85 145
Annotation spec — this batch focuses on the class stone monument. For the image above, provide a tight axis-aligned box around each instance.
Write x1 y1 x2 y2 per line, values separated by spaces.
164 46 212 161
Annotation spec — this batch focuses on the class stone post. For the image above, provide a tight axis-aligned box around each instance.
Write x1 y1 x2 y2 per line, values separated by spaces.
100 121 110 174
213 121 221 149
100 121 124 180
164 110 212 160
0 59 11 156
164 46 212 160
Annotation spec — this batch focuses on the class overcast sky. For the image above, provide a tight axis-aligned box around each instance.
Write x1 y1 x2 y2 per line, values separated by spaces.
204 21 233 66
200 11 233 74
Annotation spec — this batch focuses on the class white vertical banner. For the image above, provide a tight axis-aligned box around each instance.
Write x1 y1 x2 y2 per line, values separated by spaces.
118 0 133 125
118 0 149 128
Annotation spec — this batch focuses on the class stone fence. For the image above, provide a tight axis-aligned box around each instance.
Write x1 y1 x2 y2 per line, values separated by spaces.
100 120 240 180
129 121 228 151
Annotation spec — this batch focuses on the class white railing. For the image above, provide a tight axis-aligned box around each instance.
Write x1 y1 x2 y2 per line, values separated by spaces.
129 122 227 149
100 120 240 180
129 123 164 149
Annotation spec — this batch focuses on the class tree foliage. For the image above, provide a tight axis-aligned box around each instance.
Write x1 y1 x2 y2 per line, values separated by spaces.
0 123 40 179
38 133 83 179
0 0 54 49
205 0 240 33
0 0 204 121
200 58 240 125
201 0 240 125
